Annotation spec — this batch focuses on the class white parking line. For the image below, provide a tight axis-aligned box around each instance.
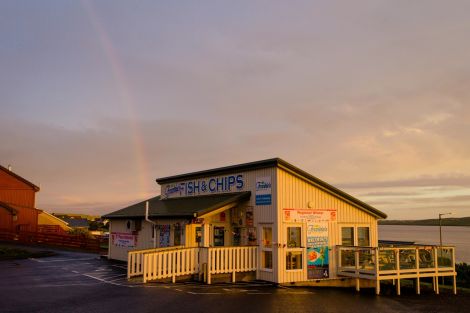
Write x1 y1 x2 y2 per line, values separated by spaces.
82 274 133 287
30 257 97 263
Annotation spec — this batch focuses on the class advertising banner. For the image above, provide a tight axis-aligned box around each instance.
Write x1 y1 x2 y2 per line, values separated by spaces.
255 176 272 205
304 220 330 279
283 208 336 223
306 223 328 248
111 232 136 248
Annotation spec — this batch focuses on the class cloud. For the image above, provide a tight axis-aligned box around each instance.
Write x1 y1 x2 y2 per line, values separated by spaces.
338 174 470 189
1 0 470 219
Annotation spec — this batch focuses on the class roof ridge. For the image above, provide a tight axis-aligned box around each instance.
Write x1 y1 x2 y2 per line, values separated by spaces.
0 164 40 191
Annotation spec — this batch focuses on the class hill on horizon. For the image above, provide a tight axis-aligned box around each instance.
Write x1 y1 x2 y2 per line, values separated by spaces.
379 216 470 226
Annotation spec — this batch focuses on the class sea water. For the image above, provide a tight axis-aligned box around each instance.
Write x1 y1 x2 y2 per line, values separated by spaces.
379 225 470 263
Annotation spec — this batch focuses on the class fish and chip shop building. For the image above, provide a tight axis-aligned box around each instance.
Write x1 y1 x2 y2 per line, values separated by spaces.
104 158 457 293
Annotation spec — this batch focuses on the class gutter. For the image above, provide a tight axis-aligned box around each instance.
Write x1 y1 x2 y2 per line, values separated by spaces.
145 201 157 248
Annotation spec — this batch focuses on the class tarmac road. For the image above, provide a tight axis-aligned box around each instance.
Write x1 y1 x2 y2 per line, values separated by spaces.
0 247 468 313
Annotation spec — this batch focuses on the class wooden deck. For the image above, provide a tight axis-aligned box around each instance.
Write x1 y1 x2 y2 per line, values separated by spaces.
336 245 457 295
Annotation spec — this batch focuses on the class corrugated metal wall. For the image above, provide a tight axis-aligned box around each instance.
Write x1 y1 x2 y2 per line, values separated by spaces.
0 169 38 232
142 168 278 281
109 217 191 261
276 168 378 283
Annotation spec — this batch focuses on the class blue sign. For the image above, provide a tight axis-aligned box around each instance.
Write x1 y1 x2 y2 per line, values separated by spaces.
255 176 272 205
256 194 272 205
164 174 244 197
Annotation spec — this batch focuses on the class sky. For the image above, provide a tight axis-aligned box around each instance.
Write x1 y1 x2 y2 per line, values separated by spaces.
1 0 469 219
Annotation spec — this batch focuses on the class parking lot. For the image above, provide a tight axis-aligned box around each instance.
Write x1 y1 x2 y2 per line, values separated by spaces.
0 247 468 313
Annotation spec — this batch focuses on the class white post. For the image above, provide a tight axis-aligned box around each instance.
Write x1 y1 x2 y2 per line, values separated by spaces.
452 248 457 295
207 249 212 285
396 249 401 296
375 248 380 295
415 248 420 295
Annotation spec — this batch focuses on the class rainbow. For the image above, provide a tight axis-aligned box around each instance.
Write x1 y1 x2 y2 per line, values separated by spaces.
81 0 151 198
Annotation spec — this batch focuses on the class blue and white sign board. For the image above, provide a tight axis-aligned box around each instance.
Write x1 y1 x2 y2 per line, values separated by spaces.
255 176 272 205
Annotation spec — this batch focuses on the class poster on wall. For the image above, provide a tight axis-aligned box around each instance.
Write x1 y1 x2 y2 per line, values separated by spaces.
307 247 329 279
255 176 272 205
159 225 170 247
306 222 329 279
246 206 254 227
111 232 137 248
248 227 257 245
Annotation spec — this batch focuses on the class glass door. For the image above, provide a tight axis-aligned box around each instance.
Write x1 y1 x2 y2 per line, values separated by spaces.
213 226 225 246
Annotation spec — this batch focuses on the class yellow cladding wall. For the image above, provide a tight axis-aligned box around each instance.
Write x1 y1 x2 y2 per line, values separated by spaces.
160 168 278 224
37 212 71 231
276 168 379 283
160 168 278 281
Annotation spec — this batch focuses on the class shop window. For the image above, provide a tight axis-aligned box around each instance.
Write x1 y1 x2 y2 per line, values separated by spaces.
261 226 273 270
286 251 303 270
287 227 301 248
341 227 354 246
174 224 181 246
263 251 273 269
195 227 202 244
358 227 370 246
159 225 170 247
262 227 272 248
232 227 241 246
214 226 225 246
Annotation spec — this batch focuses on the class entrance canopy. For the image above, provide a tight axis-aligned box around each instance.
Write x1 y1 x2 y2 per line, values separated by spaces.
103 192 251 219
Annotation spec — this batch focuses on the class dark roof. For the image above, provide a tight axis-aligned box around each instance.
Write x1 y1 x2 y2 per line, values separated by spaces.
156 158 387 219
103 192 251 219
0 201 18 215
60 218 89 228
0 165 40 191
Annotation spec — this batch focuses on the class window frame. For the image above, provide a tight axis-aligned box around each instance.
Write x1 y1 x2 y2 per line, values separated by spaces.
357 226 370 247
339 224 372 247
285 223 304 271
260 224 273 272
341 226 355 246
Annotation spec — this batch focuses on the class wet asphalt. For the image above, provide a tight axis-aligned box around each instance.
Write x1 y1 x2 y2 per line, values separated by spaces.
0 247 468 313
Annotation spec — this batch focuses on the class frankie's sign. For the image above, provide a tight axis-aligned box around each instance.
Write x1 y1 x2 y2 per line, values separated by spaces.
163 174 244 198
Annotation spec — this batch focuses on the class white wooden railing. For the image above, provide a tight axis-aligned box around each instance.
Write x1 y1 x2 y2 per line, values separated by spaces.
204 246 257 284
142 247 199 283
127 246 184 278
336 245 457 295
130 245 258 284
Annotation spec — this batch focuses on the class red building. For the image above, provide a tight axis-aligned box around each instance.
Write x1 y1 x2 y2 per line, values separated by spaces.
0 165 40 232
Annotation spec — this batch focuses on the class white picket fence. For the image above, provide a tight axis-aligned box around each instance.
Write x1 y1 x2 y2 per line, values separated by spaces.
127 246 184 278
205 246 258 284
143 247 200 283
132 245 258 284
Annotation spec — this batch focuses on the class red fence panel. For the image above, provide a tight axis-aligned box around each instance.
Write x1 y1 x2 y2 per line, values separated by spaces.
0 230 103 252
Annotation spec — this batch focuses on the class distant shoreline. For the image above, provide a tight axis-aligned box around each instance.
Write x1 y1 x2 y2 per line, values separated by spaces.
379 216 470 227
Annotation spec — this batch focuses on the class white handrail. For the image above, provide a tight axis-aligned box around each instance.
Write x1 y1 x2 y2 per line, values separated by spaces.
206 246 257 284
142 247 199 283
127 245 184 278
